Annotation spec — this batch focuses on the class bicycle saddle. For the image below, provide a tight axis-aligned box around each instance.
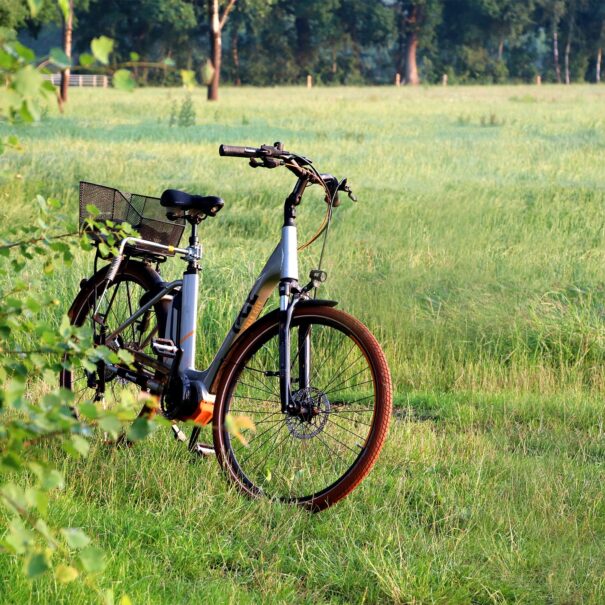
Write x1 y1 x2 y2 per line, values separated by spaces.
160 189 224 217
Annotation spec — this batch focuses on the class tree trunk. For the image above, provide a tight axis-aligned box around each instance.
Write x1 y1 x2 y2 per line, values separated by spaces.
553 26 561 83
232 28 241 86
59 0 74 103
295 15 312 74
208 0 221 101
396 3 406 76
498 37 504 61
564 18 573 84
405 31 419 85
597 47 602 83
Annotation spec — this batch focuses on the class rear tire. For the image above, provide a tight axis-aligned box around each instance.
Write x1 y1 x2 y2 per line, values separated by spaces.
212 305 392 511
60 260 169 431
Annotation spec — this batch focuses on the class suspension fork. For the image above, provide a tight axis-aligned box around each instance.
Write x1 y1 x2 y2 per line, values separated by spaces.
278 282 296 413
298 322 311 390
278 176 307 412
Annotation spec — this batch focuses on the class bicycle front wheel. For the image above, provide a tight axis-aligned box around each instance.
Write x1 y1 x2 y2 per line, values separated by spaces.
213 305 392 511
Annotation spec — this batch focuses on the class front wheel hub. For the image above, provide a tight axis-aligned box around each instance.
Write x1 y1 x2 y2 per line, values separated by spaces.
285 387 330 439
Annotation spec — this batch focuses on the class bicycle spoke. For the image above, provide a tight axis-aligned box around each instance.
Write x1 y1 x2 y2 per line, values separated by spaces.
324 379 375 396
321 425 362 456
326 415 367 442
229 408 281 414
317 343 357 391
237 379 279 399
230 393 281 404
221 311 388 505
248 425 292 476
321 363 367 396
242 366 279 398
238 419 285 462
322 411 373 427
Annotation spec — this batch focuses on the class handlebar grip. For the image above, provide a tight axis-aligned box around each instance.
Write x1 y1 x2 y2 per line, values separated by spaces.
219 144 259 158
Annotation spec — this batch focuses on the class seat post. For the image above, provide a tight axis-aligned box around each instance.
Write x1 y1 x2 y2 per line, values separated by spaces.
189 221 198 248
179 216 202 372
185 214 201 274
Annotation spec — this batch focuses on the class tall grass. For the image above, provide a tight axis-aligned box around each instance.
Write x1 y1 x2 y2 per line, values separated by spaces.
2 85 605 603
3 85 605 394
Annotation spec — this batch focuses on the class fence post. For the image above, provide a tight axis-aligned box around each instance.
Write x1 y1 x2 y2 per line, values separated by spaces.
307 74 313 88
395 73 401 87
535 75 542 85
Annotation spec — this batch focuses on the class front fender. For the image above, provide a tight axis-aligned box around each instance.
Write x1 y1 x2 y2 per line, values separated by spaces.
267 298 338 323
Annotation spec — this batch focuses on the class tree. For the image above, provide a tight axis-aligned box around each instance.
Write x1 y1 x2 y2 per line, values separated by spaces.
337 0 395 82
477 0 536 61
537 0 567 82
576 0 605 81
396 0 442 85
59 0 73 102
76 0 199 84
1 10 147 595
221 0 281 85
207 0 237 101
0 0 30 34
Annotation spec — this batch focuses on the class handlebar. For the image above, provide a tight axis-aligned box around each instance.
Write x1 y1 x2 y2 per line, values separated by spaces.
219 143 291 159
218 141 357 203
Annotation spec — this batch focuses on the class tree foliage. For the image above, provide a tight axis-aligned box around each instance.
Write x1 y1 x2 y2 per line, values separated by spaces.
4 0 604 84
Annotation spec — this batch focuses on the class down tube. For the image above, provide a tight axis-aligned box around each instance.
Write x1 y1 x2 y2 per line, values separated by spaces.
203 244 283 385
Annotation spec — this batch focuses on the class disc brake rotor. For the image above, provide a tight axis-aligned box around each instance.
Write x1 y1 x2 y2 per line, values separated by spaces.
286 387 330 439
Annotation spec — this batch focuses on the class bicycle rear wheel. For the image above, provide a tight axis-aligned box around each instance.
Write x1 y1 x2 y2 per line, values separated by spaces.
60 260 169 432
213 305 392 511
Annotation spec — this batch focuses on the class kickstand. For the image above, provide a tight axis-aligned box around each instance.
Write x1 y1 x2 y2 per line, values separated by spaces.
187 425 215 457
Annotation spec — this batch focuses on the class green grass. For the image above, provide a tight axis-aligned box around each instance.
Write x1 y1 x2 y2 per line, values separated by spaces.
2 84 605 603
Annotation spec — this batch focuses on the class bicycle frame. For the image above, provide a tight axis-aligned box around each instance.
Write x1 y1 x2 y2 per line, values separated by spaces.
103 175 309 419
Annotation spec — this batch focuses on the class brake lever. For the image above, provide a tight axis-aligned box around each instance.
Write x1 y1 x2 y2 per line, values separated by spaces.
249 156 281 169
337 178 357 202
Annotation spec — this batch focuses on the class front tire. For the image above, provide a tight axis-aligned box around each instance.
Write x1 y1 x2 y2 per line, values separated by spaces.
212 305 392 511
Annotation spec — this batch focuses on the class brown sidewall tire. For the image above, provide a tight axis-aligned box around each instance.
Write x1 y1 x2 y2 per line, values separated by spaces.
60 260 168 407
212 305 392 512
64 260 168 332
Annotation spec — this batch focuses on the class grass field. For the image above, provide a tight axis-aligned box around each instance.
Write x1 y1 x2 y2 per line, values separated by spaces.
2 84 605 603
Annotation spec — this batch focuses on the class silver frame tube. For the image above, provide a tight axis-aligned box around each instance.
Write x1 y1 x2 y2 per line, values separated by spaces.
103 221 297 396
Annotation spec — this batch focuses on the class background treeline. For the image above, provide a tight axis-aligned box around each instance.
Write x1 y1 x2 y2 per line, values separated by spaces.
2 0 605 86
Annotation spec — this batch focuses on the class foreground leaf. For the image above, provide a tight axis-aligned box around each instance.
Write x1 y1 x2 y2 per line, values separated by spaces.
113 69 136 92
26 552 50 578
79 546 106 573
61 528 91 550
91 36 114 65
55 564 79 584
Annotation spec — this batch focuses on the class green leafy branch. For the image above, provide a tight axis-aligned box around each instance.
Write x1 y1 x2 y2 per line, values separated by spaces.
0 198 156 603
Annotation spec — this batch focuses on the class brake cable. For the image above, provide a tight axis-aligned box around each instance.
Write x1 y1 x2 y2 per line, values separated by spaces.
285 160 346 299
284 160 333 253
248 148 347 279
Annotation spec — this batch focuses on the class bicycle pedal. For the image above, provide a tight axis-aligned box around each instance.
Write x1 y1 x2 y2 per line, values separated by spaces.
193 443 215 457
152 338 179 358
171 424 188 442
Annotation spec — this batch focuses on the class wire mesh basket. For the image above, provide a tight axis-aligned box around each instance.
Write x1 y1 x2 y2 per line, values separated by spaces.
79 181 185 255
